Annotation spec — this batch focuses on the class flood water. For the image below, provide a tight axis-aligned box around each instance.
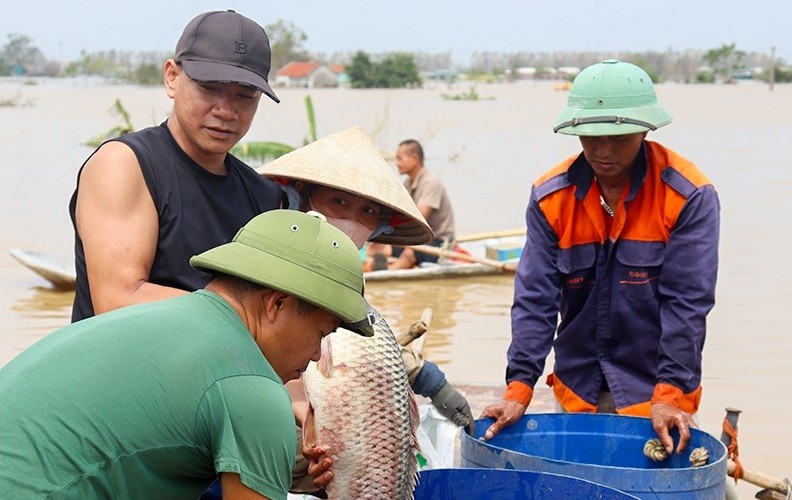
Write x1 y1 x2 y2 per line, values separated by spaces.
1 77 790 496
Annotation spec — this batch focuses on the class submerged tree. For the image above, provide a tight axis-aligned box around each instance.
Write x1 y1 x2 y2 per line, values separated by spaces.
702 43 745 82
770 59 792 83
377 53 421 88
265 19 309 72
347 51 420 88
1 33 43 75
346 51 375 88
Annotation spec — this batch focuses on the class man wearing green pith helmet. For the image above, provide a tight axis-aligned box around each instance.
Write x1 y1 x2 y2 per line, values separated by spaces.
483 60 720 457
0 210 373 500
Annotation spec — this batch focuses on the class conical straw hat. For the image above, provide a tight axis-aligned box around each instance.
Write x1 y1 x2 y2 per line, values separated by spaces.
256 126 433 245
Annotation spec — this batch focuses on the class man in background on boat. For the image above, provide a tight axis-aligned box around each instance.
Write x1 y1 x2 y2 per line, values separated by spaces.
0 210 374 499
68 10 285 322
368 139 456 270
257 126 475 496
482 60 720 456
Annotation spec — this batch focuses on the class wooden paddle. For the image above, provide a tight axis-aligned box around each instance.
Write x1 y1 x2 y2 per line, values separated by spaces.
397 307 434 350
456 228 526 243
728 460 790 497
410 244 518 272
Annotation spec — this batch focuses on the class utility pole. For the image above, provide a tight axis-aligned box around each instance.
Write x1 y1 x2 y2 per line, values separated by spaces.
769 46 776 91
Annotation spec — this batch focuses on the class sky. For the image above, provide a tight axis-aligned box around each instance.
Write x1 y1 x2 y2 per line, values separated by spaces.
2 1 790 65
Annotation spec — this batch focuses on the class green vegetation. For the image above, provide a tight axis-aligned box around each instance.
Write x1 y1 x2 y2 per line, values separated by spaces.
441 85 494 101
0 33 46 76
702 43 746 83
772 63 792 83
231 94 318 163
0 93 34 107
346 51 421 88
1 27 788 87
759 59 792 84
132 63 163 86
265 19 309 73
695 71 715 84
85 99 135 147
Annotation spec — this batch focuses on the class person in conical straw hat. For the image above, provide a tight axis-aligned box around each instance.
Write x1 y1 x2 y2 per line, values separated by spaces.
258 125 433 250
256 126 474 496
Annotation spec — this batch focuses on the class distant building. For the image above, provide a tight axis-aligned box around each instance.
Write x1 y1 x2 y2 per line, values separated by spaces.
515 67 536 79
420 68 460 82
274 61 346 88
556 67 581 78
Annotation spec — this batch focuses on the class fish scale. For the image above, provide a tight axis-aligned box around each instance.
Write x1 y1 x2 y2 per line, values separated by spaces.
302 306 419 499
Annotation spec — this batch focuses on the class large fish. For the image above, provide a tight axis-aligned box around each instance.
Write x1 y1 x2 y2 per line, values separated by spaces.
302 305 420 499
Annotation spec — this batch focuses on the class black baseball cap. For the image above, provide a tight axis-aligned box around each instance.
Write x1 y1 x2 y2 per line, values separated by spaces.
175 10 280 103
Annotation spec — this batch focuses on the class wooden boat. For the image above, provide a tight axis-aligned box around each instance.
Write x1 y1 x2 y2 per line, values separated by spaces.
364 231 525 282
9 248 76 290
8 230 526 288
365 260 503 282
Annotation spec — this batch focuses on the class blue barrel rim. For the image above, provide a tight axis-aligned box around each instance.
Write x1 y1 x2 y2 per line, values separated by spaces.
462 413 728 497
466 413 727 474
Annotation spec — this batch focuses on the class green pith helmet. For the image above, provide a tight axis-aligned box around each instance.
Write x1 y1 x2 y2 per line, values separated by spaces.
190 210 373 337
553 59 673 136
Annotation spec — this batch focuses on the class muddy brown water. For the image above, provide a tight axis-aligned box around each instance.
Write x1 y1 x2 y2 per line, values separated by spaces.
1 78 790 496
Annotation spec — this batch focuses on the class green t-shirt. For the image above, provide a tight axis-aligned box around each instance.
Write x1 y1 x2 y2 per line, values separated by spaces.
0 290 295 499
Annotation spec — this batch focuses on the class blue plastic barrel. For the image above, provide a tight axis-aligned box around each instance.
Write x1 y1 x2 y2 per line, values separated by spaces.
462 413 727 499
413 467 639 499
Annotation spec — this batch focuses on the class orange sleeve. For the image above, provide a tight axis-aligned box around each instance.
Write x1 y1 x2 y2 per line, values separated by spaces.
504 380 533 406
650 382 683 408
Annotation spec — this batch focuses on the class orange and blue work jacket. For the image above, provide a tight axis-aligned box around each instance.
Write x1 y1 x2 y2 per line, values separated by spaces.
505 141 719 415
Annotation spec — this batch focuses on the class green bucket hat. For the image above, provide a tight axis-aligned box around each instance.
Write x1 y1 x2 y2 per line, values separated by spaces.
553 59 673 136
190 209 374 337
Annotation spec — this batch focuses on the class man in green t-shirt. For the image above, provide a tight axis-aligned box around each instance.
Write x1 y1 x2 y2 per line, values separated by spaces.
0 210 373 500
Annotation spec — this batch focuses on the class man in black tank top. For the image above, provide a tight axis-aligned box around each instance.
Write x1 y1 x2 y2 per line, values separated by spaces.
69 10 285 322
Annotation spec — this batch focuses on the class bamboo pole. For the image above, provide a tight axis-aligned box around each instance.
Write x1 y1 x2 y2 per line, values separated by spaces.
410 244 518 272
456 228 526 243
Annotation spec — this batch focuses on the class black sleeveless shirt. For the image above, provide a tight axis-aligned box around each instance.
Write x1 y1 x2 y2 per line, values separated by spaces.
69 123 284 322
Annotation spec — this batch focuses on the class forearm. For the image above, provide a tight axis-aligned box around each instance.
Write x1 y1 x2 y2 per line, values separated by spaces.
128 281 191 306
92 281 189 315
